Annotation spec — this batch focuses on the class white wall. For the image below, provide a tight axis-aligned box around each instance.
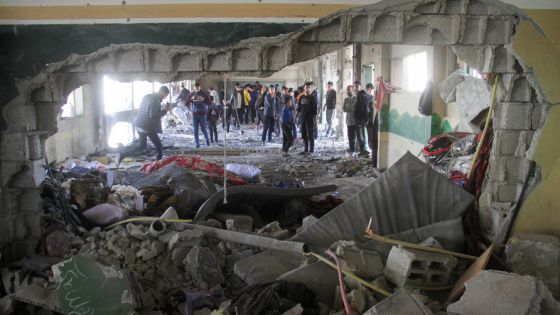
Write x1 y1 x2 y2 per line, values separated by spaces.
383 45 433 167
45 84 103 162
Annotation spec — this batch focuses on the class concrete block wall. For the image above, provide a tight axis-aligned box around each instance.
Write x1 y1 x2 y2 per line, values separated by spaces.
0 0 547 258
479 72 540 238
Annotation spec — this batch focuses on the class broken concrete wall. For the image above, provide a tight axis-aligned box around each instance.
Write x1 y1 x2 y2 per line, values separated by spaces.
44 83 104 163
0 0 554 259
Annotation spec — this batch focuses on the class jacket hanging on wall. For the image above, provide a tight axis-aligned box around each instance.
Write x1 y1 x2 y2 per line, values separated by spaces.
418 80 433 116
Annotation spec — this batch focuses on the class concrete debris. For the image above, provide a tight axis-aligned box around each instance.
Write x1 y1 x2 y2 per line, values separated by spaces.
225 249 254 271
13 281 61 313
277 262 338 305
363 289 433 315
505 233 560 299
447 270 560 315
282 303 303 315
257 221 290 239
383 245 458 288
184 247 225 289
211 213 254 232
296 215 318 234
347 289 368 314
234 250 301 285
333 241 384 279
167 229 204 250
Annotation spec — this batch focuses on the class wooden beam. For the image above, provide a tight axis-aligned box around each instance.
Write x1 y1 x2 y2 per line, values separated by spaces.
0 3 354 20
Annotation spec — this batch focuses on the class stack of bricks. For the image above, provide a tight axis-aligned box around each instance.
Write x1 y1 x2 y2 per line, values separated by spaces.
478 73 539 239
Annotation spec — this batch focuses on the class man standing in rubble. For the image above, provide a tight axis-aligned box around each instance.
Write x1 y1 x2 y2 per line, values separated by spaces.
343 85 357 153
353 81 370 156
365 82 378 165
322 81 336 137
189 83 211 148
262 85 281 145
130 86 171 161
296 82 318 155
229 83 245 128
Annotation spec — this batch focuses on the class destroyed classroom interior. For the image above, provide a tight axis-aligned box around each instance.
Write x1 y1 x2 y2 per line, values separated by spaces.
0 0 559 314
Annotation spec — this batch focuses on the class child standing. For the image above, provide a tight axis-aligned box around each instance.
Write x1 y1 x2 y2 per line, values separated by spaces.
207 96 220 144
280 95 295 157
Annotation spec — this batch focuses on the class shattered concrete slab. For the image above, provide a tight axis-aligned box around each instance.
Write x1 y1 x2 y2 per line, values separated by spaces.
194 184 337 222
383 245 458 288
333 241 384 279
294 152 474 251
447 270 560 315
184 246 224 289
505 233 560 299
363 289 433 315
234 249 301 285
13 282 61 313
277 262 338 305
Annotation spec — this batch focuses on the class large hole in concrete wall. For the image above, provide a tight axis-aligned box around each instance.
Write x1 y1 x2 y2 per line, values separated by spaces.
0 0 546 260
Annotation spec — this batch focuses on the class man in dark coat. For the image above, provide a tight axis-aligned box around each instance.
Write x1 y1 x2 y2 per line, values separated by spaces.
132 86 170 160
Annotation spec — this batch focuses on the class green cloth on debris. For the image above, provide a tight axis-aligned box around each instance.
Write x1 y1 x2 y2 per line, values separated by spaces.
53 255 137 315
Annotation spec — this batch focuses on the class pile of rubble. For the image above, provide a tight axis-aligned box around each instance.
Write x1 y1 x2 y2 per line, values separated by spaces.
3 143 560 314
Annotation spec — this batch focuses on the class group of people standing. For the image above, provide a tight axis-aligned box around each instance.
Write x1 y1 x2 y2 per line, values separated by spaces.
128 79 378 164
343 81 378 165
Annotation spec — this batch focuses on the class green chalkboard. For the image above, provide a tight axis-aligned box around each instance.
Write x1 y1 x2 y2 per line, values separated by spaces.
54 255 137 315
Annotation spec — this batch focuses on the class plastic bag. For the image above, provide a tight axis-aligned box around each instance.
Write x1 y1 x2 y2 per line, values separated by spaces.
225 164 261 180
82 203 126 225
451 134 477 156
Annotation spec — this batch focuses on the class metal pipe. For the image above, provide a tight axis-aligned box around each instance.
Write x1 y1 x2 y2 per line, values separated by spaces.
185 223 307 255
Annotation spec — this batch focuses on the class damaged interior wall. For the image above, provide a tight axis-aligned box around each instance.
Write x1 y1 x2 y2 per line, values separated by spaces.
0 0 559 259
44 83 104 163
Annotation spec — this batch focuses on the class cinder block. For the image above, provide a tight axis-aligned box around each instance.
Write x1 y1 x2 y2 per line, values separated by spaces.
493 130 522 156
10 159 46 189
35 102 62 133
460 16 487 45
151 49 173 72
116 49 145 72
3 104 37 132
491 46 517 73
1 133 29 161
372 14 404 43
494 102 533 130
383 246 458 288
484 17 513 45
0 217 15 243
18 188 43 214
13 214 28 241
495 183 522 202
488 157 530 183
508 76 533 103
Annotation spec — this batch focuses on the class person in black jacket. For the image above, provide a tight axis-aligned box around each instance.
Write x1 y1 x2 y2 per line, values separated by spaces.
353 81 369 156
130 86 170 160
322 81 336 137
296 82 318 155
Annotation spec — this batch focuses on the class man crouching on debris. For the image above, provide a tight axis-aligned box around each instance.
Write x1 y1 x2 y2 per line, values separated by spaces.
129 86 171 161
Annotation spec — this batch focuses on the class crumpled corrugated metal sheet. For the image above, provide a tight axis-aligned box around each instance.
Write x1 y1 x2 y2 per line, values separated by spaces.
293 152 474 252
